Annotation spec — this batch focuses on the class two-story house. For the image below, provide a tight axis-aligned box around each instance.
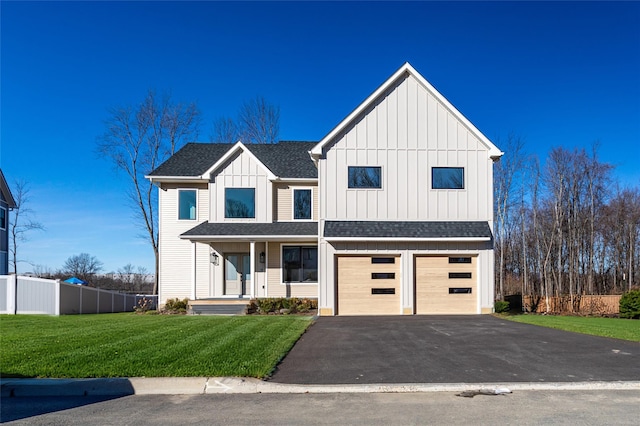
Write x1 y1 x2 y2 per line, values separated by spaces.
148 63 503 315
1 170 17 275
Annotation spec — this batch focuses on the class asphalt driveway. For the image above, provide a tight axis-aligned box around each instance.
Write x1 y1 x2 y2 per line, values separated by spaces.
269 315 640 384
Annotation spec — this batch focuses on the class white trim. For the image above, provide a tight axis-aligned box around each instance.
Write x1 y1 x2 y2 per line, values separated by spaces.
324 237 491 242
181 235 318 242
250 241 256 299
146 176 206 185
310 62 503 160
264 242 269 298
280 243 319 286
272 178 318 183
177 188 198 221
292 187 314 221
201 141 277 181
191 243 197 300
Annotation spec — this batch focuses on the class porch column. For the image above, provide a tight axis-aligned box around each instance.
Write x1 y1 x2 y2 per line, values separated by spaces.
250 241 256 299
191 242 197 300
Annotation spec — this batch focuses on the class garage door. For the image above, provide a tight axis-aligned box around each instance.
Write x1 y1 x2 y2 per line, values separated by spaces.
415 256 477 314
337 256 400 315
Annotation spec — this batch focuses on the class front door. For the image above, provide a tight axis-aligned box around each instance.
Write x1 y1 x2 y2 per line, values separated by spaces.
224 254 251 296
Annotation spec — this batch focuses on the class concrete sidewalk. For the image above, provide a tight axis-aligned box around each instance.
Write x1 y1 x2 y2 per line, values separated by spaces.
2 377 638 397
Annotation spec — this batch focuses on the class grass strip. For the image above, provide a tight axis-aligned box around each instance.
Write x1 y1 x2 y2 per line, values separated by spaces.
0 314 312 378
503 314 640 342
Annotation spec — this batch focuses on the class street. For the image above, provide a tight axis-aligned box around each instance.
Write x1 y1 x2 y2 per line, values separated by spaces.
3 390 639 425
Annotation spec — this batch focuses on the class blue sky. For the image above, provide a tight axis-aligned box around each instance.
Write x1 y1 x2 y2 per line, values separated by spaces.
2 1 639 274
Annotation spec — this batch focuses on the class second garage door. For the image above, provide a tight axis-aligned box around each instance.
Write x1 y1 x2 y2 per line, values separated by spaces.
337 256 400 315
415 256 477 314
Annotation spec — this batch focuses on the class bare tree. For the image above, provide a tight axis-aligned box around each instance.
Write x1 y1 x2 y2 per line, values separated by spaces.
62 253 103 282
98 91 200 294
210 96 279 144
493 134 527 300
210 116 238 143
9 180 44 274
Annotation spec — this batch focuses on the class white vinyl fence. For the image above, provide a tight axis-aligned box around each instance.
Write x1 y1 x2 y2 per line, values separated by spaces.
0 275 141 315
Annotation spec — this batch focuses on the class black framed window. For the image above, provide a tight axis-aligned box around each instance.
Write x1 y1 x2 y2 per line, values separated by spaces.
178 190 197 220
432 167 464 189
282 246 318 283
449 257 472 264
293 189 312 220
225 188 255 218
348 166 381 188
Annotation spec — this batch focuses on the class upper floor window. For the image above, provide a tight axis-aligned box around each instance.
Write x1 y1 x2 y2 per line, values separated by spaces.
293 189 312 220
0 206 6 230
348 166 381 188
178 190 197 220
225 188 255 218
432 167 464 189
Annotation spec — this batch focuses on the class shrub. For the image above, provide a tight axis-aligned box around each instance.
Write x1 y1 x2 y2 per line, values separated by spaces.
134 297 153 314
619 290 640 319
162 298 189 314
251 298 318 315
494 300 510 313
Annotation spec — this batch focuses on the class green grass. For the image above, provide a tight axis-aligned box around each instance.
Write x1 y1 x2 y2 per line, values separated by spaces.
503 314 640 342
0 314 312 378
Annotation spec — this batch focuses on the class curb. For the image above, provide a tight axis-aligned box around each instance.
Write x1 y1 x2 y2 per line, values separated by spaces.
2 378 639 397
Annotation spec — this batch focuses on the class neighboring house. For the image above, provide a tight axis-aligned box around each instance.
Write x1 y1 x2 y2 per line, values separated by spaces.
148 63 503 315
0 170 17 275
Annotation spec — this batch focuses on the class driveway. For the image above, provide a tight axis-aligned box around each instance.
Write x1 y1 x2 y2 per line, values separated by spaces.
269 316 640 384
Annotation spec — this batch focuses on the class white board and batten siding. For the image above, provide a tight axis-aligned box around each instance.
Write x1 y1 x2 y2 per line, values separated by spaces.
210 150 273 223
158 182 210 303
319 73 494 223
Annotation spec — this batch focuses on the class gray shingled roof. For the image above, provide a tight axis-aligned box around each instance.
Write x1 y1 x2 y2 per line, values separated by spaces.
181 221 318 237
324 221 493 239
148 141 317 179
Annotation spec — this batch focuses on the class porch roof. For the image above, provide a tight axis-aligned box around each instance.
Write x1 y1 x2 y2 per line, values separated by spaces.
323 221 493 242
180 221 318 241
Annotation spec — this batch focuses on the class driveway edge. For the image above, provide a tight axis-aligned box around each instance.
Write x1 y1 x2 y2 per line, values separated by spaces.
2 377 639 397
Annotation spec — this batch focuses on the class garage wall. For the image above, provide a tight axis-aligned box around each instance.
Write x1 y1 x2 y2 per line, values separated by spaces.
319 240 493 315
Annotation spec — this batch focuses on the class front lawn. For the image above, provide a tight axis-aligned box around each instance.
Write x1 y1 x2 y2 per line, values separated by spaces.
503 314 640 342
0 314 312 378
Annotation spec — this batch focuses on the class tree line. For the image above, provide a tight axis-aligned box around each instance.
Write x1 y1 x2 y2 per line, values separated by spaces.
494 136 640 308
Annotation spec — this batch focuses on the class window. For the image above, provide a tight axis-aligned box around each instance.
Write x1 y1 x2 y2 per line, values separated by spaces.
282 246 318 283
449 287 472 294
293 189 312 220
225 188 255 218
0 206 5 230
372 272 396 279
372 288 395 295
449 272 472 279
371 257 395 264
432 167 464 189
449 257 472 264
178 190 197 220
348 166 381 188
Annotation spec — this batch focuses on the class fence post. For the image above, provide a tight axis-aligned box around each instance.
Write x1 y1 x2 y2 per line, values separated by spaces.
54 279 61 316
7 275 16 315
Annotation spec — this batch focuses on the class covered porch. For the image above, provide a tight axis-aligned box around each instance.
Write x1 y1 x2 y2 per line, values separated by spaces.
180 222 319 301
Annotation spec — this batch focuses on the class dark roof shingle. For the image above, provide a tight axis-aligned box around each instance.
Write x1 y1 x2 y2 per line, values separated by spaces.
182 221 318 237
324 221 492 239
148 141 317 179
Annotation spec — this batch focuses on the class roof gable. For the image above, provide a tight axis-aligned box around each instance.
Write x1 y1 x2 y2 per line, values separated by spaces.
311 62 503 160
0 169 16 208
148 141 317 181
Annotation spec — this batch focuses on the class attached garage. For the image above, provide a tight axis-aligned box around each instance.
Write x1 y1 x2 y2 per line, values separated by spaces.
337 255 400 315
415 255 478 314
